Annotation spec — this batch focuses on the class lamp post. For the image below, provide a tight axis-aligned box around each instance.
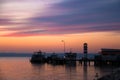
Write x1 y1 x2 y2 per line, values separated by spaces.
61 40 66 53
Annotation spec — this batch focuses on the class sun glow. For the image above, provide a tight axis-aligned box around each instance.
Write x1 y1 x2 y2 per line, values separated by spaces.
0 32 119 53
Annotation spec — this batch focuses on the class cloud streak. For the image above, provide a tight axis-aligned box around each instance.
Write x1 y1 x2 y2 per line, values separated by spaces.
0 0 120 37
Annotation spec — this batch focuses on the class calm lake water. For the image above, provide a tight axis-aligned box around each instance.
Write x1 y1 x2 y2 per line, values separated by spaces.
0 57 113 80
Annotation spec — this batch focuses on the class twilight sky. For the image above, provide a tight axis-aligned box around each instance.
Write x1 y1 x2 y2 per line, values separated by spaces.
0 0 120 53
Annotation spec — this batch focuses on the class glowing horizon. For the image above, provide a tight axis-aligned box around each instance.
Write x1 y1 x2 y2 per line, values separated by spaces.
0 32 119 53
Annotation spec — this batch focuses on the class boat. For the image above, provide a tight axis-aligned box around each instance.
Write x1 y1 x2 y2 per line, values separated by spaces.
47 53 65 65
30 50 77 65
30 50 46 63
65 51 77 60
64 51 77 65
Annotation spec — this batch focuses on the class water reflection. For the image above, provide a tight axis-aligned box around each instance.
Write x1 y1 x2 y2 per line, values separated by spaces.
83 66 88 80
0 68 5 80
0 57 114 80
65 64 76 80
31 63 46 71
94 66 117 78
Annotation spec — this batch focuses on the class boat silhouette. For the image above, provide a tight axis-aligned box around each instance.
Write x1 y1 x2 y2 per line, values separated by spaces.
30 50 46 63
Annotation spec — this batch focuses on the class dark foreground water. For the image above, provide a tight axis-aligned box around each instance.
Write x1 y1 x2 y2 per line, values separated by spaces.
0 57 114 80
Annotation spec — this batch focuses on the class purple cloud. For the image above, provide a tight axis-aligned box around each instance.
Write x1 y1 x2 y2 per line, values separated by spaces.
0 0 120 37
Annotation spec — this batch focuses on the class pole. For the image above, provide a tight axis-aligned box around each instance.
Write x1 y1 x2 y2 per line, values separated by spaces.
61 40 66 53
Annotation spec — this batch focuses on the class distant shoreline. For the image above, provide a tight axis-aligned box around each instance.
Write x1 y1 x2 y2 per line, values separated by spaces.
0 53 97 59
0 53 32 57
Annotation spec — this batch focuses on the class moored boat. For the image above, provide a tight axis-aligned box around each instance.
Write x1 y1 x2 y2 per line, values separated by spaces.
30 50 46 63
